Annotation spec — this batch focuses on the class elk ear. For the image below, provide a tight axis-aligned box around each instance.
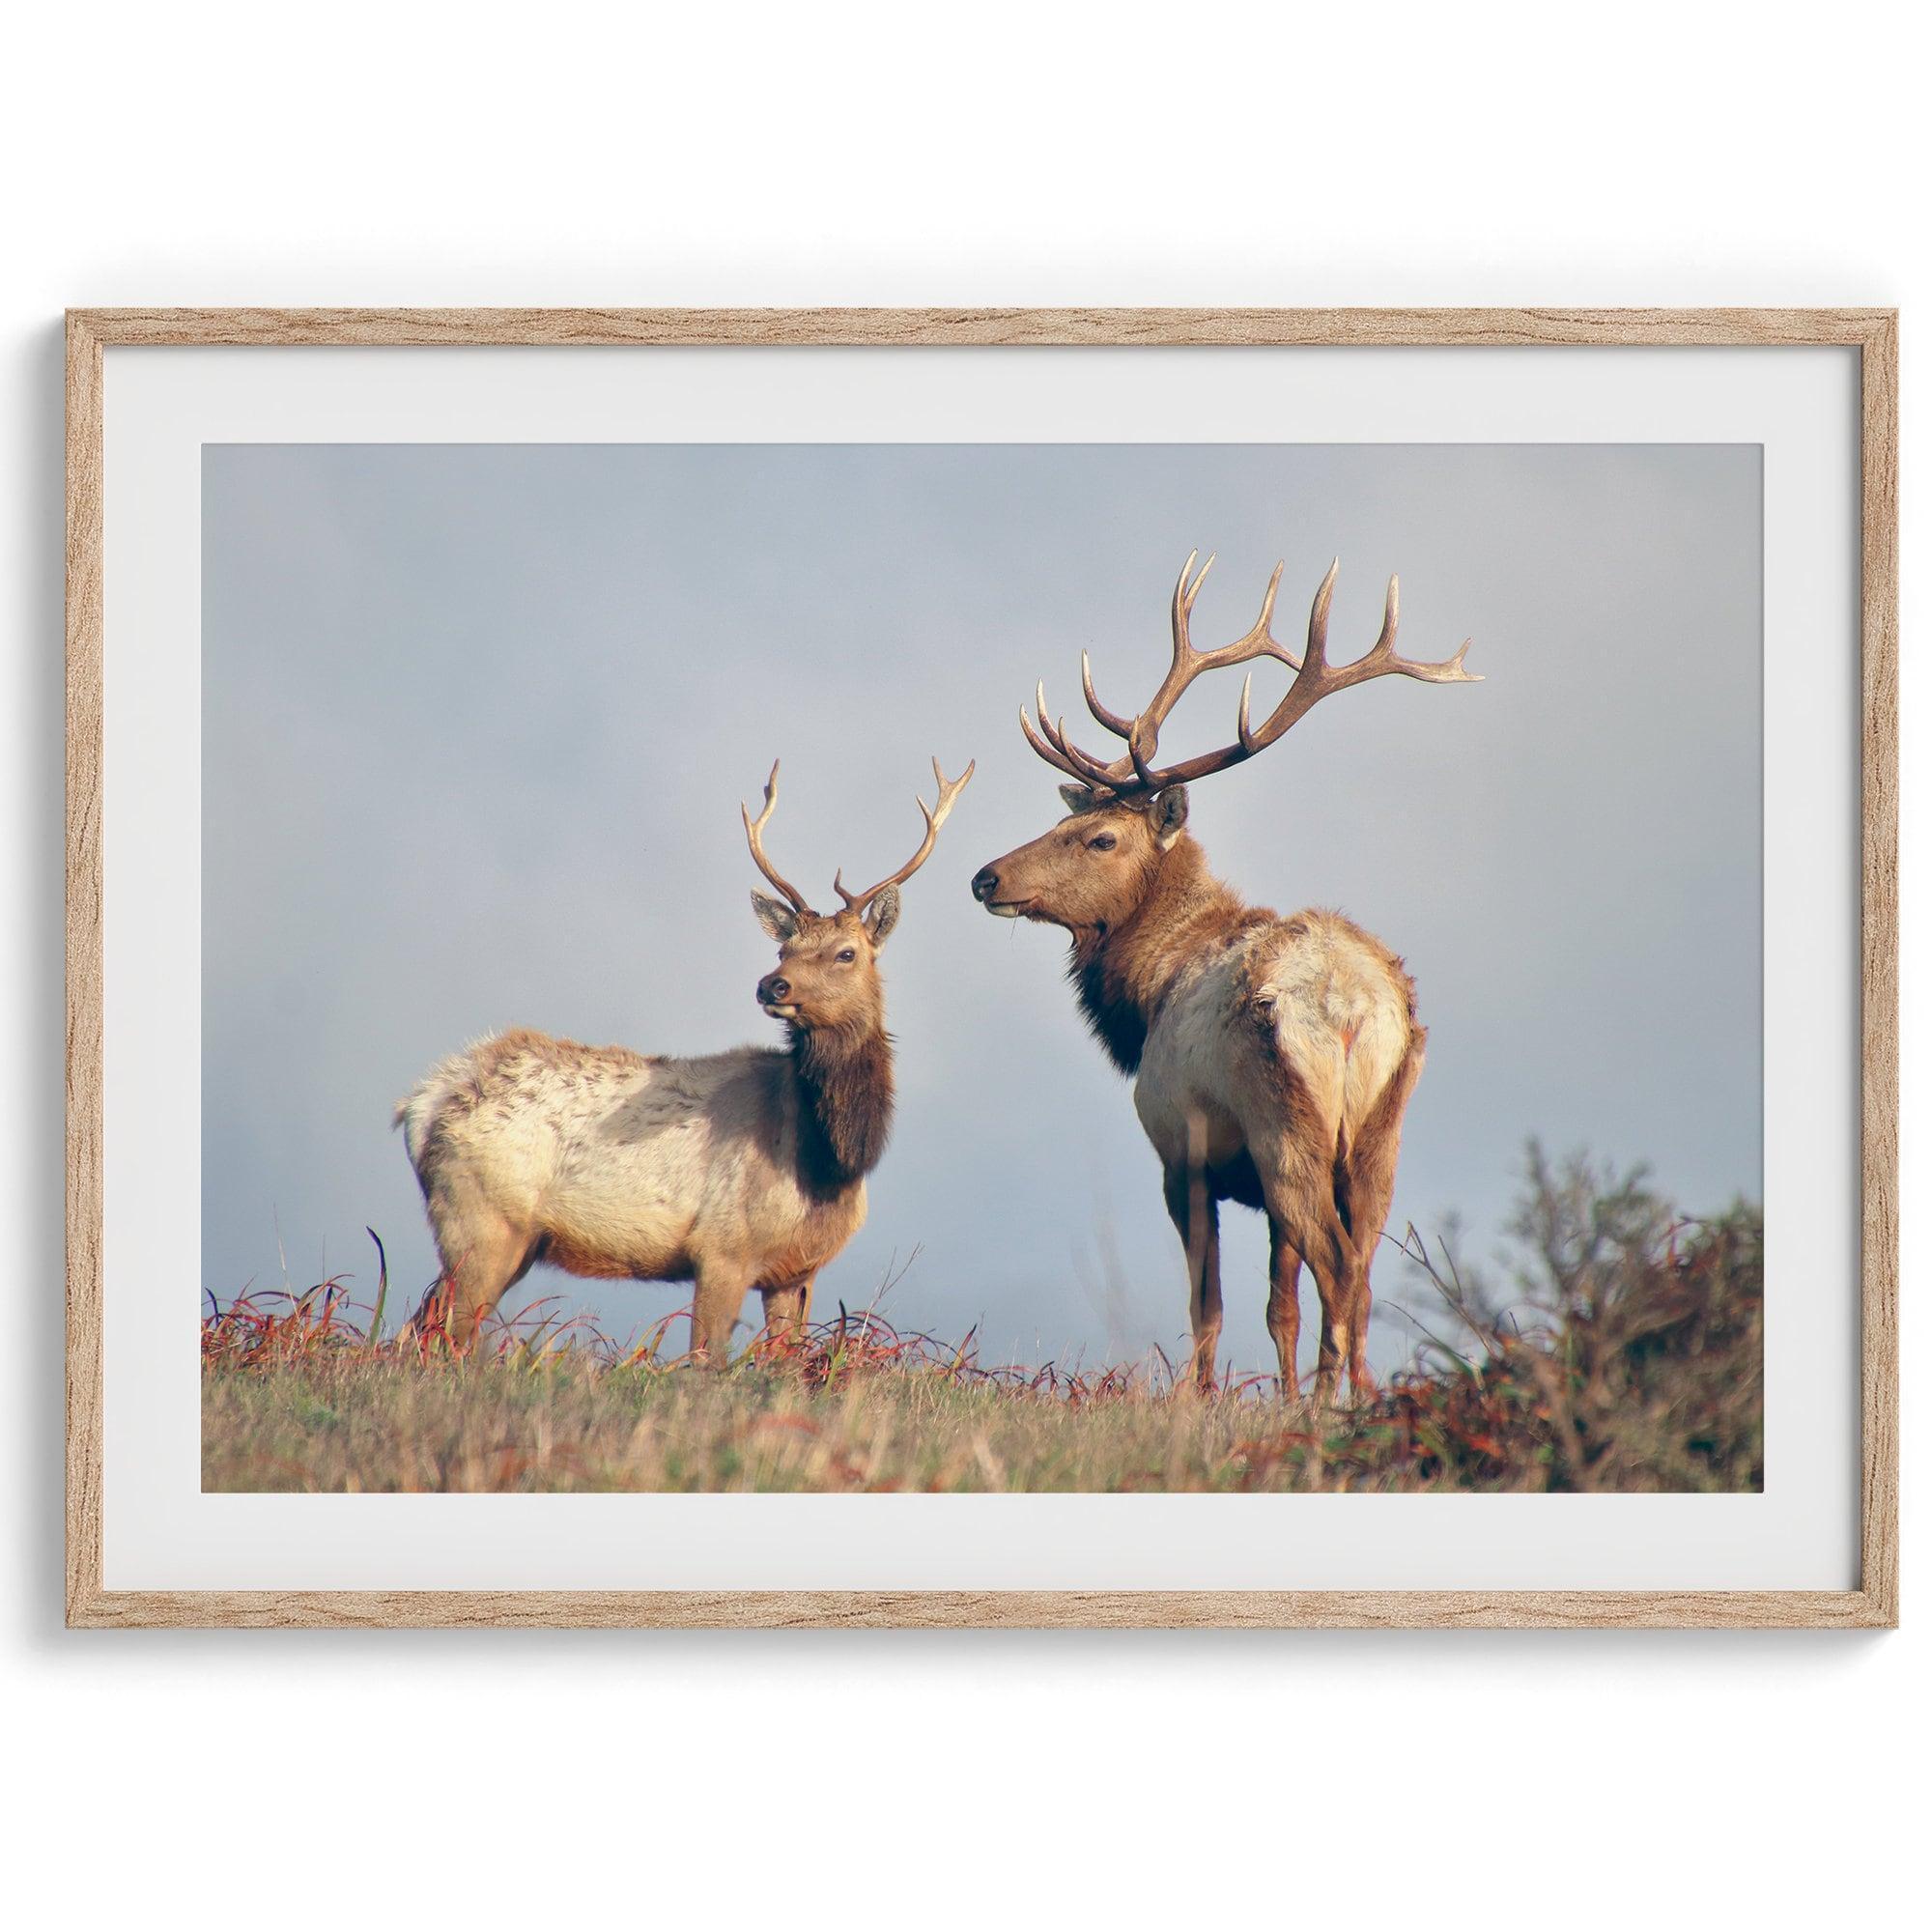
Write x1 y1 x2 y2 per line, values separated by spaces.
751 891 801 942
863 885 901 946
1151 785 1189 848
1059 782 1102 815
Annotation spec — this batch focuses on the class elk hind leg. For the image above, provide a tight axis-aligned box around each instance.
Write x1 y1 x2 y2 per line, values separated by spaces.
1265 1220 1304 1397
1337 1025 1427 1402
1247 1048 1362 1402
1258 1148 1357 1406
412 1198 534 1352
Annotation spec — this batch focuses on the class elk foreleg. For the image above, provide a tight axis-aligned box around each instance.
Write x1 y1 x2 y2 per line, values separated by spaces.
691 1263 753 1367
757 1277 812 1345
1163 1150 1222 1393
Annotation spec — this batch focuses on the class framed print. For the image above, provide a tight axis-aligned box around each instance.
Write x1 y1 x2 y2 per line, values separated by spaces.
65 307 1897 1629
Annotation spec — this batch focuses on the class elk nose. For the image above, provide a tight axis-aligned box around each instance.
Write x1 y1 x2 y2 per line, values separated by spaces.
971 867 1000 902
758 973 790 1003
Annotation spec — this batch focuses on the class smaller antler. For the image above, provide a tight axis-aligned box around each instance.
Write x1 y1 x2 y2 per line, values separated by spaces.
834 758 976 913
741 761 813 912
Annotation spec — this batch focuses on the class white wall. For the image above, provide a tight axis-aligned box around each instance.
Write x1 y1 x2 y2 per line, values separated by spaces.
1 5 1919 1926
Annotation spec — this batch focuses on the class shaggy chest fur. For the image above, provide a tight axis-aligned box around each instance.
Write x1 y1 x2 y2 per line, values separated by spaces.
1067 842 1271 1077
787 1029 895 1200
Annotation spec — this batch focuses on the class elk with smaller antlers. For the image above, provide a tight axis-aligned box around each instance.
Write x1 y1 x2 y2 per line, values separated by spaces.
397 757 972 1359
972 553 1477 1400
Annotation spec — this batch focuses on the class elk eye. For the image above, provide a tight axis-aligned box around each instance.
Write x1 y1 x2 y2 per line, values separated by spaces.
836 948 857 963
1089 833 1117 851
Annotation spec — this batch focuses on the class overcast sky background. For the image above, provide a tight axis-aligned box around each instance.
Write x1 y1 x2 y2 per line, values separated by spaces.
203 442 1760 1376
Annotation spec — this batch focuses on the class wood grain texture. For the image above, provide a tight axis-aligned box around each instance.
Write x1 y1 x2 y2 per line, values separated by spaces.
62 1588 1895 1632
1858 314 1900 1628
67 305 1893 348
62 307 1900 1631
65 312 104 1630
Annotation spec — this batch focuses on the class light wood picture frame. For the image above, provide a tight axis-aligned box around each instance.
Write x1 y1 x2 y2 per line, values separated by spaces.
65 306 1899 1630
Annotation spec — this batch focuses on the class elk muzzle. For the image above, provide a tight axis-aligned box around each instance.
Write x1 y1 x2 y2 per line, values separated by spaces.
756 970 798 1017
971 865 1024 918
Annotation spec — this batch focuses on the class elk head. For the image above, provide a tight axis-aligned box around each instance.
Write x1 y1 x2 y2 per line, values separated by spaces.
971 553 1479 934
743 757 974 1036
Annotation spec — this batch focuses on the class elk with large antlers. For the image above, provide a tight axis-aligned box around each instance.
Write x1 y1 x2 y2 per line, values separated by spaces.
972 553 1477 1400
397 757 972 1359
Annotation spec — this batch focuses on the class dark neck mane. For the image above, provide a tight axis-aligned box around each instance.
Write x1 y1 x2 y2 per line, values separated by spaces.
1067 837 1265 1074
788 1026 895 1198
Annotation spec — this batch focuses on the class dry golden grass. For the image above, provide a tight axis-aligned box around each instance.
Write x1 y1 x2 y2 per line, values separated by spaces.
202 1149 1762 1495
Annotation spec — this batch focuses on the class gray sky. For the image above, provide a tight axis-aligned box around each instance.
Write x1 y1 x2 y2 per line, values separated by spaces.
203 441 1760 1376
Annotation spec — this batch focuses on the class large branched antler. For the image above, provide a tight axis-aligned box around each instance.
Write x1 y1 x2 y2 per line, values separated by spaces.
834 758 975 915
1021 553 1480 798
741 761 813 912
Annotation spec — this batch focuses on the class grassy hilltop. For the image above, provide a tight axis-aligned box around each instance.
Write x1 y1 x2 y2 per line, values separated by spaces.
202 1150 1762 1495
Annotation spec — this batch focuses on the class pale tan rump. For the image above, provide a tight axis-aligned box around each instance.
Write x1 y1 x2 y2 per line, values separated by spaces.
1243 910 1413 1160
